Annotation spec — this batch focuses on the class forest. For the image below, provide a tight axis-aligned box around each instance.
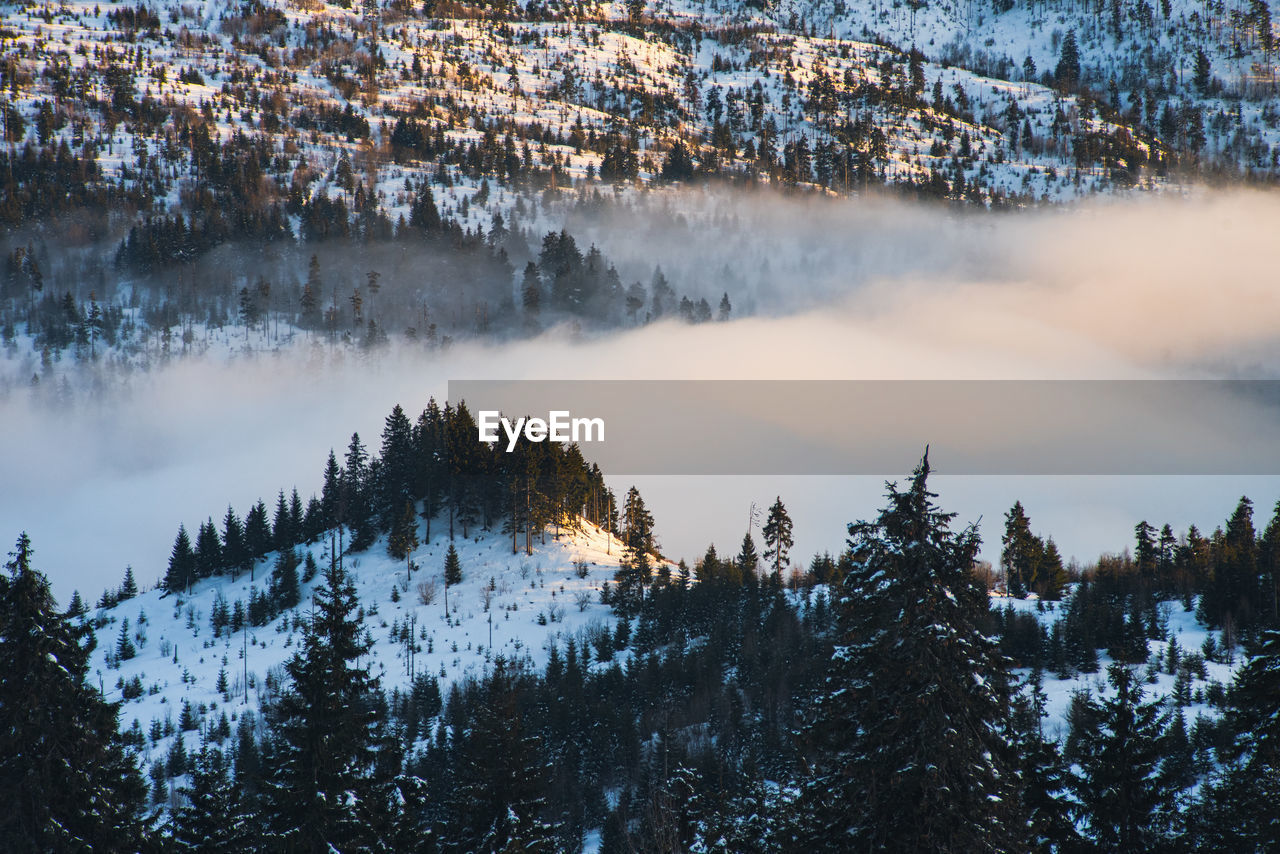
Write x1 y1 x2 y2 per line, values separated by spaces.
4 401 1280 851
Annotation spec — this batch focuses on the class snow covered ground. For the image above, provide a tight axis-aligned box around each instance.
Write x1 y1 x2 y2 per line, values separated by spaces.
996 590 1240 745
87 518 656 791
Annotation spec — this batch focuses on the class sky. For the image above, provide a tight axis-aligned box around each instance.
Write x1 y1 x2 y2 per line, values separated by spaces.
4 187 1280 601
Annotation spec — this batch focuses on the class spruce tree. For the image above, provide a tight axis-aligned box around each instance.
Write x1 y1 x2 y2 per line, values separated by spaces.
613 486 654 613
0 533 149 852
1067 663 1176 850
1001 500 1037 597
272 490 293 552
1008 669 1078 849
270 549 300 611
761 496 793 582
736 531 758 582
444 542 462 586
172 745 250 852
194 519 222 578
1194 629 1280 848
244 499 272 564
119 565 138 600
800 452 1025 850
380 404 416 532
447 657 558 852
343 433 377 550
165 525 196 593
260 555 399 851
389 500 420 576
115 618 136 661
1055 30 1081 90
221 506 247 579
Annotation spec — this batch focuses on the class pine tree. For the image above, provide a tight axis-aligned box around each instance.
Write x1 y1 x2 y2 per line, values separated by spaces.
118 566 138 600
222 506 248 579
1193 629 1280 848
1068 664 1176 850
800 452 1025 850
614 486 654 612
1009 669 1078 849
1055 30 1081 90
388 500 420 577
0 534 149 852
115 617 136 661
171 745 251 852
244 499 272 563
165 524 196 593
1001 500 1037 597
736 531 758 582
270 548 300 610
444 542 462 586
761 496 793 582
447 657 558 852
194 519 222 578
260 556 399 851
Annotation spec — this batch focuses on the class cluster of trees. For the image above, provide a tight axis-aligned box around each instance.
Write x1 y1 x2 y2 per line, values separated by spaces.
162 399 618 598
17 450 1280 850
999 496 1280 658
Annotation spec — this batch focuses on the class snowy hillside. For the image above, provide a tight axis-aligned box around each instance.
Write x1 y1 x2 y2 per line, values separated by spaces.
87 518 647 803
997 591 1241 741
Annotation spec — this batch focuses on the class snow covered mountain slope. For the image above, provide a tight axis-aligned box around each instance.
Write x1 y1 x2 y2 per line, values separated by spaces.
86 518 643 796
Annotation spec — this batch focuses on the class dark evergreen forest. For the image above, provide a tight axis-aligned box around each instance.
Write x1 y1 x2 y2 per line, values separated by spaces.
5 411 1280 851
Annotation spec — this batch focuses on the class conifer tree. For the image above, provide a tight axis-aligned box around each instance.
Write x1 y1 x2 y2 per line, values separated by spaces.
447 657 558 852
1008 669 1078 849
380 404 416 532
1068 663 1176 850
244 499 272 563
0 533 149 852
194 519 222 578
270 548 300 611
165 524 196 593
221 506 247 579
614 486 654 612
272 490 294 552
736 531 759 582
389 500 420 578
343 433 377 550
761 496 794 581
1002 500 1037 597
444 542 462 587
1193 629 1280 848
171 745 251 853
115 618 136 661
119 566 138 600
1055 30 1081 90
260 554 399 851
800 452 1025 849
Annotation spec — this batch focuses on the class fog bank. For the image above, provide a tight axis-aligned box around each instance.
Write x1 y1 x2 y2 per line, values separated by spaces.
5 189 1280 599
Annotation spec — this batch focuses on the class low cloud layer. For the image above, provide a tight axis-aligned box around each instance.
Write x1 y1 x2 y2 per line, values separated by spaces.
5 189 1279 598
